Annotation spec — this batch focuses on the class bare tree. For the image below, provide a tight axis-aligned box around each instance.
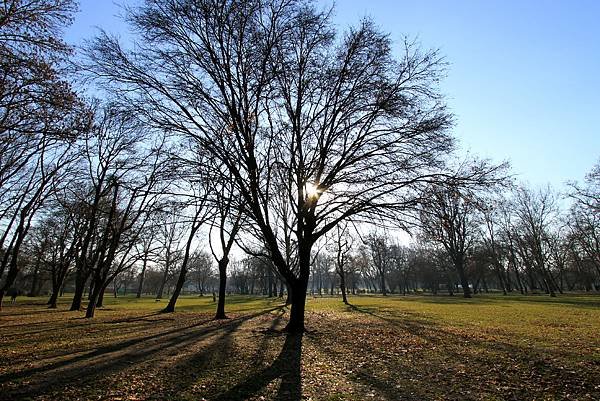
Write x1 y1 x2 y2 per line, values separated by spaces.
568 160 600 213
134 224 159 298
419 185 482 298
82 0 511 332
164 176 214 312
0 0 91 309
155 206 186 300
365 233 391 296
189 251 215 296
329 224 353 304
209 174 243 320
512 186 560 297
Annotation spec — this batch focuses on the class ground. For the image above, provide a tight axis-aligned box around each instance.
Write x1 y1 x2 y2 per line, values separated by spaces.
0 294 599 401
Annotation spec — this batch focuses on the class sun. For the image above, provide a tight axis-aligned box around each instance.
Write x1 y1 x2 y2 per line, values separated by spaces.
304 182 320 198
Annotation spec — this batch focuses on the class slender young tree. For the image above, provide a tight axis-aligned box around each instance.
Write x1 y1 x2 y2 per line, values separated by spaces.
330 224 353 304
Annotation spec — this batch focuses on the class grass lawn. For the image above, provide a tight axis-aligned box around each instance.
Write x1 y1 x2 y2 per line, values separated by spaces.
1 293 599 400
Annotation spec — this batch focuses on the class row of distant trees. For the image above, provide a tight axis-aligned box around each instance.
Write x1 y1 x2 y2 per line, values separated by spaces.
1 0 598 332
8 171 600 305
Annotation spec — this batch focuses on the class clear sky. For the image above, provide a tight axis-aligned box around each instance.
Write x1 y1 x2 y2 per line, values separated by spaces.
66 0 600 190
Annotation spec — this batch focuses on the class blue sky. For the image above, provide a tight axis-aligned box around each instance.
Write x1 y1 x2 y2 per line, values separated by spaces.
66 1 600 190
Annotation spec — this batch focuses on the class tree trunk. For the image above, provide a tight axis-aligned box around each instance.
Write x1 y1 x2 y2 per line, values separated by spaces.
164 260 189 313
278 279 284 298
267 267 274 297
136 258 148 298
495 265 507 295
85 276 103 318
29 264 41 297
285 281 292 305
48 289 60 309
455 259 472 298
339 271 348 304
156 267 168 299
380 272 387 296
0 253 21 310
96 283 108 307
215 259 228 319
70 270 87 311
285 279 308 333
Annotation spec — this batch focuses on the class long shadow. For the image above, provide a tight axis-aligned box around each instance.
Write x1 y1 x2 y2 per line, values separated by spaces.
346 303 438 334
212 331 303 401
0 306 283 399
337 302 600 400
388 293 600 309
0 308 72 318
138 309 255 400
154 309 288 399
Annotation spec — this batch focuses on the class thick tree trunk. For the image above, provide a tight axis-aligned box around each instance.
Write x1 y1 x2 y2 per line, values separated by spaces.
380 273 387 296
0 253 21 310
48 289 60 309
215 259 228 319
85 276 103 318
96 284 107 307
455 258 472 298
285 281 292 305
70 271 87 311
285 279 308 333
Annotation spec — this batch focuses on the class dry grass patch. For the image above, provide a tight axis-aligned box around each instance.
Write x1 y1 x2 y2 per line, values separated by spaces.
1 294 599 400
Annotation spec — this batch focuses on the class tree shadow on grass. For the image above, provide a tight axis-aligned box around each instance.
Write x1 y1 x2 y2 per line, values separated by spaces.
211 331 303 401
0 307 283 400
338 302 600 400
389 293 600 309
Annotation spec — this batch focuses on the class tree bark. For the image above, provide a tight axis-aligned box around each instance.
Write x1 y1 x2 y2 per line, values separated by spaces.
455 258 472 298
70 269 88 311
339 271 348 304
285 278 308 333
215 258 228 319
96 283 107 307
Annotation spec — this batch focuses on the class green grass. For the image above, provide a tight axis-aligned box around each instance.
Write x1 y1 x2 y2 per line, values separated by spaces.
1 293 599 400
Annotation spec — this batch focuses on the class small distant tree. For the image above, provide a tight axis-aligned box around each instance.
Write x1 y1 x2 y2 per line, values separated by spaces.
329 224 354 304
189 251 215 296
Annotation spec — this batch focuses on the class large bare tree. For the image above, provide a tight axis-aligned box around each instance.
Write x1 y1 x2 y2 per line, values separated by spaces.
83 0 501 332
